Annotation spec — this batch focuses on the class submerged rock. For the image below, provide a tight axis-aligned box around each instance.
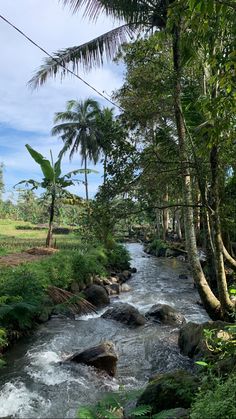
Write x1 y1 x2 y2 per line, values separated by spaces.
66 341 117 377
102 303 146 326
83 284 109 307
146 304 186 325
137 370 199 415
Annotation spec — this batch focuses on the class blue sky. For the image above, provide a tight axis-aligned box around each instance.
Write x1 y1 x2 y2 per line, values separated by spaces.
0 0 124 200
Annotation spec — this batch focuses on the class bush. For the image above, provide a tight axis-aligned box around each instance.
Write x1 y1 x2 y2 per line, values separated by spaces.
106 243 131 271
190 375 236 419
149 238 168 257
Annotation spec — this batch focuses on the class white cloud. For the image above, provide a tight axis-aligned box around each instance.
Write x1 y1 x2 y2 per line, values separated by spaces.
0 0 124 197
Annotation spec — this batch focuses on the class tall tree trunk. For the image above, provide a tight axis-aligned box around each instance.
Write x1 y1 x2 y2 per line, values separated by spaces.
172 23 221 320
221 239 236 270
103 153 107 186
210 145 235 318
84 153 89 202
46 190 55 248
162 190 169 240
176 211 182 240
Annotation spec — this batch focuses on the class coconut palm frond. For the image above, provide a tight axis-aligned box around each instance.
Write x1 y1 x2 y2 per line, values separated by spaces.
61 0 149 22
47 285 97 315
29 24 134 89
51 123 80 136
54 111 79 123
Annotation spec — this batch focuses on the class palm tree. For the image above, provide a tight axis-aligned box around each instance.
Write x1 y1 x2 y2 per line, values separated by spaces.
52 99 101 201
29 1 171 89
29 1 235 319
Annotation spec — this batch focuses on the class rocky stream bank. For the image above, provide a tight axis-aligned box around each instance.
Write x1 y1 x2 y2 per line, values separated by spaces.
0 243 233 419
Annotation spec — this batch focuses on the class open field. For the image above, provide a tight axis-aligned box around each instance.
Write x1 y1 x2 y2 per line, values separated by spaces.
0 219 80 256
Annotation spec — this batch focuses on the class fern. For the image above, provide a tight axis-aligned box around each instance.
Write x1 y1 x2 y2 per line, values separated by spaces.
129 404 152 417
77 406 96 419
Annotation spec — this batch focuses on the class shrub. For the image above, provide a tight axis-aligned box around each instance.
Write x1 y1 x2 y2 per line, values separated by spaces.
106 243 131 271
72 250 107 284
190 375 236 419
149 238 168 257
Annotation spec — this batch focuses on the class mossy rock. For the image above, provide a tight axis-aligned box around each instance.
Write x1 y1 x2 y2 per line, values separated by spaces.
154 408 190 418
178 321 231 360
137 370 199 415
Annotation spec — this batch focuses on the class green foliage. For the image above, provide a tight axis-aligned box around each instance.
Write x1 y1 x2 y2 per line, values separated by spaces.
72 251 107 284
0 327 8 350
106 242 131 271
149 239 168 257
77 389 151 419
190 375 236 419
203 325 236 359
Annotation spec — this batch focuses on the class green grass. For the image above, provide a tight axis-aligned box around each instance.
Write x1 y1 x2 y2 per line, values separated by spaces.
0 219 80 255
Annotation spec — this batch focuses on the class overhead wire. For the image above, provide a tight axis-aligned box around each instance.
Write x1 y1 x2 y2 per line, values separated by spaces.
0 13 124 111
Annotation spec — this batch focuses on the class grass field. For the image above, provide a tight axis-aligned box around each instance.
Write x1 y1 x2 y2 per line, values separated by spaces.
0 219 80 256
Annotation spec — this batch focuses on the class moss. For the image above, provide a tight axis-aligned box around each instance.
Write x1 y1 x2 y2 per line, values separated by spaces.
137 370 199 415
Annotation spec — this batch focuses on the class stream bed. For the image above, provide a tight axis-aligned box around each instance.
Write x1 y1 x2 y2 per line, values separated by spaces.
0 243 209 418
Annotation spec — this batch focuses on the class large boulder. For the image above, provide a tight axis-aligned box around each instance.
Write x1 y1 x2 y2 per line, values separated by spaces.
137 370 199 415
66 341 117 377
146 304 186 326
83 284 109 308
102 303 146 326
178 320 231 359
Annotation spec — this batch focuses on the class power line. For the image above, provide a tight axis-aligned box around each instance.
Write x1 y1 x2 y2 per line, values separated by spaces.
0 13 123 111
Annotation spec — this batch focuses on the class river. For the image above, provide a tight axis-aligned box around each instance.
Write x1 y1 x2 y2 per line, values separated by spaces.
0 243 208 418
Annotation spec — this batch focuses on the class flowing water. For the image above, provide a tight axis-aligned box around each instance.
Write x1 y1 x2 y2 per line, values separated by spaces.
0 243 209 418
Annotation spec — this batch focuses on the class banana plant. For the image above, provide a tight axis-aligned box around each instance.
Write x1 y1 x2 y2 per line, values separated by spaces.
17 144 88 247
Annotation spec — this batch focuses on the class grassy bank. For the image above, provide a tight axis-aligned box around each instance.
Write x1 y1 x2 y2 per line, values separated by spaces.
0 223 130 362
0 219 81 256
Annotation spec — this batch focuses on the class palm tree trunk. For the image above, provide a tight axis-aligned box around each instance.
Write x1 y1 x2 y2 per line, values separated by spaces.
103 153 107 186
84 153 89 201
172 23 221 320
46 189 55 248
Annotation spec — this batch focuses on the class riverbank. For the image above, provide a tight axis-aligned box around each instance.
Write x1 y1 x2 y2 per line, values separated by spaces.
0 243 210 418
0 240 131 361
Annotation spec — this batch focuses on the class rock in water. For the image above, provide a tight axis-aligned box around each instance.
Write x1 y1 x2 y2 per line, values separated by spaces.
102 303 146 326
66 341 117 376
178 320 231 359
83 284 110 307
137 370 199 415
146 304 186 325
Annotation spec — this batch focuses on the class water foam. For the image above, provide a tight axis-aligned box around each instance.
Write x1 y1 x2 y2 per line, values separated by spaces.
26 349 88 386
0 381 50 418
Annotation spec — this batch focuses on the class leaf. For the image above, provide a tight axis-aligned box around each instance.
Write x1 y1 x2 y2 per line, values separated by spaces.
64 168 99 178
54 155 62 178
195 361 209 367
229 288 236 294
14 179 41 190
25 144 55 181
129 404 152 417
77 407 95 419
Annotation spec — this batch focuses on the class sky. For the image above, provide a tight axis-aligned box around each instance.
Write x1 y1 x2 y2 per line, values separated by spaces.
0 0 124 200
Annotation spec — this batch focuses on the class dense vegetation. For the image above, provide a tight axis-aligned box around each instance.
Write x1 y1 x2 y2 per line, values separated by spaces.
0 0 235 417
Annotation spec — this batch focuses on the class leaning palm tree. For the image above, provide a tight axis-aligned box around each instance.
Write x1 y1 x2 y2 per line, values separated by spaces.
29 1 171 89
52 98 101 201
29 1 236 320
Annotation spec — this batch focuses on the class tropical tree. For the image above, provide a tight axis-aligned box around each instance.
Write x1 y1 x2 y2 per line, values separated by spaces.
29 0 236 319
17 144 83 247
52 99 101 201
